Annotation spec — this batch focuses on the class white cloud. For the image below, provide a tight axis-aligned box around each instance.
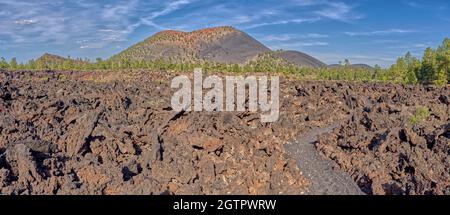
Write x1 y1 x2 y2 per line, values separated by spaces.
291 0 321 6
151 0 194 19
314 1 363 21
243 18 320 29
261 33 328 42
262 34 295 42
404 1 422 8
79 43 105 49
102 0 139 21
241 1 362 29
385 42 434 51
14 19 38 26
273 41 329 49
0 0 179 49
302 33 329 39
413 43 428 48
344 29 415 36
294 41 329 46
139 0 196 29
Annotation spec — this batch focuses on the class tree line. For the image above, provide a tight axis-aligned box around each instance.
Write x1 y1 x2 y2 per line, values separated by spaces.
1 38 448 86
384 38 449 86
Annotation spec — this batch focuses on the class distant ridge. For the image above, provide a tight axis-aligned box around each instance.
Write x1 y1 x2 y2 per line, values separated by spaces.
36 53 68 64
273 50 327 68
328 64 374 70
35 53 89 68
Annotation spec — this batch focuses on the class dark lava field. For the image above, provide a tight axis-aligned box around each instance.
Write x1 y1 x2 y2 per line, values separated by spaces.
0 70 448 195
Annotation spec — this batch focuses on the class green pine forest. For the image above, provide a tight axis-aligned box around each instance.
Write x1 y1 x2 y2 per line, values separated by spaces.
1 38 449 86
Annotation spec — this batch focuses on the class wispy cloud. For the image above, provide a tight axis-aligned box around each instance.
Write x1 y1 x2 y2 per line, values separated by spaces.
0 0 133 46
291 0 322 6
301 33 329 39
243 18 320 29
404 1 422 8
151 0 194 19
385 42 434 51
412 43 428 48
403 0 449 12
14 19 38 26
344 29 416 36
295 41 329 46
314 2 364 21
0 0 199 50
260 33 328 42
254 0 364 26
272 41 329 49
140 0 196 30
102 0 139 21
261 34 295 42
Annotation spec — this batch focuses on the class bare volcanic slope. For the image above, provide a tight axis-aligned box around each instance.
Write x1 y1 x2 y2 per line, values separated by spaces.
273 50 327 68
110 26 271 64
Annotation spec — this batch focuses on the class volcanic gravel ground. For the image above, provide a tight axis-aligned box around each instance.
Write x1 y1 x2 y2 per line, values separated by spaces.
285 123 364 195
0 70 448 195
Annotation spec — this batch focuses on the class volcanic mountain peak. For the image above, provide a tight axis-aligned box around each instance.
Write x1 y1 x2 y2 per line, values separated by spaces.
147 26 239 48
155 26 237 36
111 26 271 63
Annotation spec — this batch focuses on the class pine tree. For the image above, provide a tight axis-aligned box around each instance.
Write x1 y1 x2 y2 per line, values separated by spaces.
9 57 18 69
344 59 351 67
434 68 447 86
26 59 36 70
404 52 419 84
419 48 437 84
389 57 407 83
405 67 418 84
0 57 9 69
373 64 383 80
436 38 449 83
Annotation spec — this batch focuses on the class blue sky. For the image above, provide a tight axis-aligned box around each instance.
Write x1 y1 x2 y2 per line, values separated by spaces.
0 0 448 67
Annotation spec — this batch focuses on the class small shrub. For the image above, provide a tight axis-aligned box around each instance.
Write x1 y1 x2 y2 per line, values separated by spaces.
58 74 68 81
409 106 431 125
38 76 49 82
